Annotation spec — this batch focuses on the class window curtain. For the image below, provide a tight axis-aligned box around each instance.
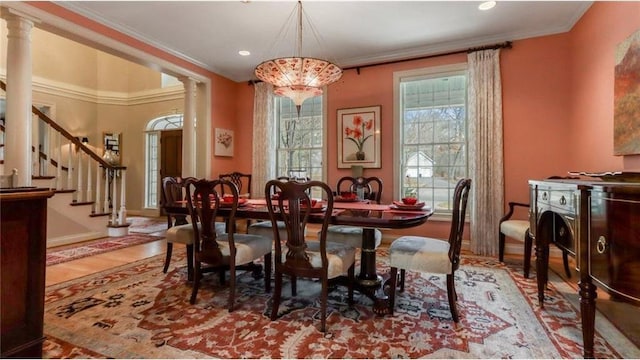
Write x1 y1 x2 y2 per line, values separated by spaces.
251 82 276 198
468 49 504 256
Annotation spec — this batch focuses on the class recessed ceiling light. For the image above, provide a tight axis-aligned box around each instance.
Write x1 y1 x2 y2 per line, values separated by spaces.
479 1 496 11
238 50 251 56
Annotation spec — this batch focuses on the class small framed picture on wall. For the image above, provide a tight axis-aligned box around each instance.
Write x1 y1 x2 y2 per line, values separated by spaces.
337 105 381 168
215 128 234 157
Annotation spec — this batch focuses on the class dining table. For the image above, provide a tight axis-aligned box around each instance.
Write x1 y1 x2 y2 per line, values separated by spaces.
164 197 433 315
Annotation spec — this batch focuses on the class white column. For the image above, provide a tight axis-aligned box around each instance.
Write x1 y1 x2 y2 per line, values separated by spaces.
2 10 36 186
180 77 196 178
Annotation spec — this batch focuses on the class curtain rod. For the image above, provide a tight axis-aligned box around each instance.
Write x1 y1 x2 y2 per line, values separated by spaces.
248 41 512 84
345 41 512 74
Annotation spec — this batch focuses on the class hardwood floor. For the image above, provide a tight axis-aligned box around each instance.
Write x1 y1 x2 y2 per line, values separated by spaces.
45 231 639 350
46 238 166 286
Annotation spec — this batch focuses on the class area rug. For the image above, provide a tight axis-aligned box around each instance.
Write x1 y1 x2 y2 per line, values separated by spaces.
42 251 639 359
46 233 163 266
127 216 168 235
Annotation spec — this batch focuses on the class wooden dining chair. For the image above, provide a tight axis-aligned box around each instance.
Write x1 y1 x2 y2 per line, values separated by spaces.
161 176 196 280
247 176 310 240
219 172 253 232
265 179 355 333
324 176 384 249
499 202 534 278
219 172 252 198
499 176 575 279
186 178 272 311
387 178 471 322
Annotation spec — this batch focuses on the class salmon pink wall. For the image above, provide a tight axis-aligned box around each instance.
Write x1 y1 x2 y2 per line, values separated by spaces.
209 75 245 176
500 33 573 205
568 2 640 171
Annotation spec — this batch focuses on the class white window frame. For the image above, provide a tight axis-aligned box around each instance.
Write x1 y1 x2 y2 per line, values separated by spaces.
144 114 183 209
393 63 468 219
274 95 327 185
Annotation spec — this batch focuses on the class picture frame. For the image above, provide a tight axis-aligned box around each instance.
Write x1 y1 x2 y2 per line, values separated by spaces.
613 28 640 155
337 105 381 168
214 128 234 157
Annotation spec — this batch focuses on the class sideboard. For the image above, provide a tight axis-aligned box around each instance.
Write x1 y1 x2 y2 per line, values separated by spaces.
1 188 55 358
529 179 640 358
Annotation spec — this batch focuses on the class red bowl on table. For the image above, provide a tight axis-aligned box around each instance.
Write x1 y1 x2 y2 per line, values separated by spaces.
340 191 357 200
401 197 418 205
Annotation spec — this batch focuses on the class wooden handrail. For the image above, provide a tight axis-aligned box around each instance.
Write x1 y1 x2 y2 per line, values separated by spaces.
0 79 125 171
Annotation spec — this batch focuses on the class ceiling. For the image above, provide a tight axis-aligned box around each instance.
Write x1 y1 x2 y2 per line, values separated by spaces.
58 1 592 82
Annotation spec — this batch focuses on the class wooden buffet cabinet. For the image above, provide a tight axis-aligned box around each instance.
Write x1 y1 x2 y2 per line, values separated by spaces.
529 179 640 358
1 188 55 358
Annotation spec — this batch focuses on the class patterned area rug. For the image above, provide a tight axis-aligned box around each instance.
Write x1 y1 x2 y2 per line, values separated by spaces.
42 251 639 359
46 217 166 266
127 216 168 235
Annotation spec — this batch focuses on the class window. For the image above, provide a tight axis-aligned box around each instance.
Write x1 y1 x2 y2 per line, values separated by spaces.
395 64 468 215
274 96 325 183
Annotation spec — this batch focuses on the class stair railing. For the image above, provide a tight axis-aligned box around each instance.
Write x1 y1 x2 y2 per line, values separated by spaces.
0 79 128 227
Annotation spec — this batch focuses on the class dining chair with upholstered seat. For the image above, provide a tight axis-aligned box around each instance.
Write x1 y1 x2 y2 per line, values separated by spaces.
266 179 355 333
161 176 196 280
499 183 573 279
186 178 272 311
499 202 534 278
162 176 225 281
387 178 471 322
247 176 310 240
323 176 384 249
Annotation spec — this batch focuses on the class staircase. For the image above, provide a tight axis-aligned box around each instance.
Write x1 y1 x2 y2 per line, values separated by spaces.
1 80 129 248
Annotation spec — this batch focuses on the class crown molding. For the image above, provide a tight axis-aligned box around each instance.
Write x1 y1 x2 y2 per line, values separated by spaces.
1 69 183 105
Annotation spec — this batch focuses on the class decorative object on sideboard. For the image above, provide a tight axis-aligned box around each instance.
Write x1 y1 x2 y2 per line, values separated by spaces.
568 170 640 183
613 28 640 155
254 1 342 114
337 105 381 169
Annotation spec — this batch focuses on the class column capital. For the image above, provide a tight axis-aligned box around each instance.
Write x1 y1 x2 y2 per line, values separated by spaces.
1 7 39 25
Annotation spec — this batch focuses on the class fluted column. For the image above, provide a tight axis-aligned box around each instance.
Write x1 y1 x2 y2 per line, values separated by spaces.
180 77 196 178
2 9 37 186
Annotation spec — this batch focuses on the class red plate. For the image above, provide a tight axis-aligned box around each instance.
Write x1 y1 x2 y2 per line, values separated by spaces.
335 196 358 202
391 200 426 210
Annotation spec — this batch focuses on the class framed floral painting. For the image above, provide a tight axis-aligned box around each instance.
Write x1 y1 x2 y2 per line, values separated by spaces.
214 128 234 157
337 105 381 168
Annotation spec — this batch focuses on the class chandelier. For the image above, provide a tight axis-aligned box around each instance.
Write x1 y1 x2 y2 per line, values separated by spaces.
254 1 342 113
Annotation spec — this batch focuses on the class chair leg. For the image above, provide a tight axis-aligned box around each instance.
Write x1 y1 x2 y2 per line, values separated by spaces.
190 262 201 304
446 274 459 323
562 250 572 279
270 271 282 321
498 232 506 262
399 269 405 292
163 242 173 274
186 244 194 281
388 267 398 316
228 263 236 312
264 254 272 293
523 233 533 279
320 277 328 333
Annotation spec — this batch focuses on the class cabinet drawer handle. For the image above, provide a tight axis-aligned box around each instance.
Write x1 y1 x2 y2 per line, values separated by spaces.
596 235 608 254
542 192 548 200
559 195 566 205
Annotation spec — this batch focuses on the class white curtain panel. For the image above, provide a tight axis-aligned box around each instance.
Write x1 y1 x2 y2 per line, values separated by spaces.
251 82 276 198
468 49 504 256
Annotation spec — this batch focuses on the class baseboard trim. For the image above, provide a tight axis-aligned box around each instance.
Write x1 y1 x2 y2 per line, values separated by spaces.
47 231 107 248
